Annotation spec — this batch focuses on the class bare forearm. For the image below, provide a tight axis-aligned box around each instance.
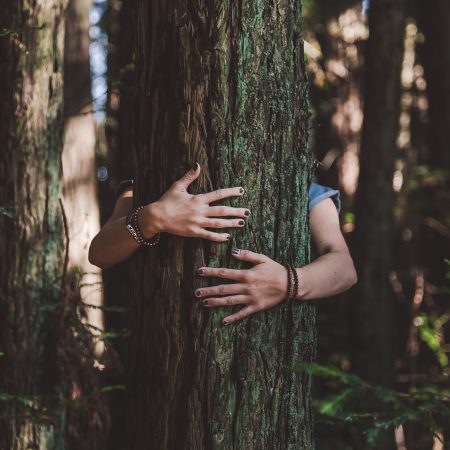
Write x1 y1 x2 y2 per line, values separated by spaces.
88 215 158 269
295 251 357 300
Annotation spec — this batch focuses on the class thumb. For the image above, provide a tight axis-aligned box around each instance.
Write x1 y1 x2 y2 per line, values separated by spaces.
175 162 200 191
231 248 269 265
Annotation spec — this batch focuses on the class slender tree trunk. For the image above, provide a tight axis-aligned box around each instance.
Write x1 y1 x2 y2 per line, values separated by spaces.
63 0 104 356
0 1 68 448
417 0 450 169
127 0 314 449
351 4 405 446
103 2 135 447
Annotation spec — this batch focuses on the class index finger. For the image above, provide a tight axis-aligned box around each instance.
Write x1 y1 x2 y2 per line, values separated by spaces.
199 187 244 204
196 266 248 282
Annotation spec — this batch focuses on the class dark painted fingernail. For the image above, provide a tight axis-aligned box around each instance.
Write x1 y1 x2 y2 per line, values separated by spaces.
239 220 245 225
231 248 240 255
202 300 208 306
225 235 231 241
195 289 202 297
223 320 229 325
195 268 204 276
244 210 250 216
239 187 244 194
192 163 199 171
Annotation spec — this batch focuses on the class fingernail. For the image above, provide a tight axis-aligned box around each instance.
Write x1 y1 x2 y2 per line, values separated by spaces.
192 163 199 171
202 300 208 306
225 235 231 241
244 210 250 216
239 188 244 194
239 220 245 226
231 248 240 255
223 320 229 325
195 289 202 297
195 268 204 276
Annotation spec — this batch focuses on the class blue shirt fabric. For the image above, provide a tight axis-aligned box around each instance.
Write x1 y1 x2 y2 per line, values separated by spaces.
116 179 341 214
308 182 341 214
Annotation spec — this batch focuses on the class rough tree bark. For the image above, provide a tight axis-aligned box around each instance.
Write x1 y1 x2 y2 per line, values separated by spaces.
351 0 406 387
0 2 108 449
127 1 315 449
0 1 68 448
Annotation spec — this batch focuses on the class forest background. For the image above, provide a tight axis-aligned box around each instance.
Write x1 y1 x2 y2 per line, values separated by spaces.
0 0 449 449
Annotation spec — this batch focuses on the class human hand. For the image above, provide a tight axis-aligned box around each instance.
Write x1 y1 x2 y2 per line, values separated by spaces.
194 249 289 324
141 163 250 242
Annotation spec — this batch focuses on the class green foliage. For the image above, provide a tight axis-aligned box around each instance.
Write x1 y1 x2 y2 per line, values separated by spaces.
417 313 449 367
295 363 450 447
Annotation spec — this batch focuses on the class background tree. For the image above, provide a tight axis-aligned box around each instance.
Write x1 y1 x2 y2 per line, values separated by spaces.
126 0 315 448
350 1 406 446
0 1 108 448
0 2 69 447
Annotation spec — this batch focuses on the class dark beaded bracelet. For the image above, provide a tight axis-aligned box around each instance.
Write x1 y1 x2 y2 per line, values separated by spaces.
285 265 293 302
126 206 160 247
289 264 299 301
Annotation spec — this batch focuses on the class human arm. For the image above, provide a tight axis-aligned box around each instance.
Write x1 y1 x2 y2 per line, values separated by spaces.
194 197 357 324
88 164 250 269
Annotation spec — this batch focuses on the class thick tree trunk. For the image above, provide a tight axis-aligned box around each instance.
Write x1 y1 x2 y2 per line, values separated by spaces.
0 1 68 448
0 2 108 449
351 0 406 388
127 1 314 449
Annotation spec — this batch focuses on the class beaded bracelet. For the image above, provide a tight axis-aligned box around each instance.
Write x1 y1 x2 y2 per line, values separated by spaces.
284 264 299 303
286 265 293 302
126 206 161 247
289 264 299 301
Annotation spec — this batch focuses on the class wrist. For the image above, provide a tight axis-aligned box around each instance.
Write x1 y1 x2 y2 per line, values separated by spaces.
140 202 164 238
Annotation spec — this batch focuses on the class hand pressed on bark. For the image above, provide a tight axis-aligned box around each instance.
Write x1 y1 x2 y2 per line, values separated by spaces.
140 163 249 242
88 163 250 269
194 198 358 325
195 249 288 325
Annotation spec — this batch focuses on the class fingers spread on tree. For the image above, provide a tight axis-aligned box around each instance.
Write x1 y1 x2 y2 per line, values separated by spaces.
202 295 249 308
200 187 244 204
223 305 257 325
206 206 250 218
203 218 245 229
231 248 268 264
195 267 248 281
196 230 231 242
195 283 247 298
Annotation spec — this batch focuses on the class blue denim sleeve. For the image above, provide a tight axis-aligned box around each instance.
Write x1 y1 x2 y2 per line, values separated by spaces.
308 182 341 214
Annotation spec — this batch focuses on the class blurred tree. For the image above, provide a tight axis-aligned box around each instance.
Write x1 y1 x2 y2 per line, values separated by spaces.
101 1 135 448
63 0 104 357
351 0 406 413
126 0 315 449
0 1 69 448
0 1 108 448
417 0 450 169
350 1 406 447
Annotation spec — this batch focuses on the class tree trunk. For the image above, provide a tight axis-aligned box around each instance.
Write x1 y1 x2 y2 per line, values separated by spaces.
0 1 68 448
63 0 104 357
352 0 406 387
127 1 314 449
0 2 109 449
417 0 450 169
